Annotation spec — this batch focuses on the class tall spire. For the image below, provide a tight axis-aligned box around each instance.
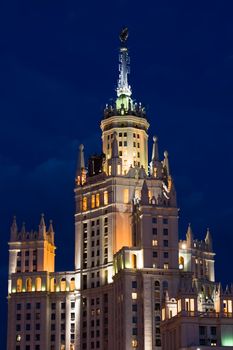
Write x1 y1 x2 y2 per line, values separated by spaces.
117 28 132 98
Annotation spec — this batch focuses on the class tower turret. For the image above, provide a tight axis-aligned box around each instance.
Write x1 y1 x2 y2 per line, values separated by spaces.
186 223 193 248
205 227 213 251
10 216 18 241
150 136 162 178
76 144 86 185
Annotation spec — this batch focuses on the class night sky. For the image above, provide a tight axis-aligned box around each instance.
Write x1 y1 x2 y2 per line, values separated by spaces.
1 1 233 345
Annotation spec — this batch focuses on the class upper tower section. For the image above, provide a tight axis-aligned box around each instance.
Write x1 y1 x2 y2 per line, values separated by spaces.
101 28 149 175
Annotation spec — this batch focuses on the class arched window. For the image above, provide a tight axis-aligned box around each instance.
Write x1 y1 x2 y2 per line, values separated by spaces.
35 277 42 291
179 256 184 269
16 278 22 292
60 278 66 292
154 281 160 291
26 278 32 292
70 278 75 292
132 254 137 269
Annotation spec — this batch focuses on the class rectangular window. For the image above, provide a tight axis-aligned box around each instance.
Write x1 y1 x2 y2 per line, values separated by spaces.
163 228 168 235
199 326 206 336
91 194 95 209
153 251 158 258
124 132 127 137
82 197 87 211
163 263 169 269
164 252 169 259
152 228 157 235
211 326 216 335
152 217 157 224
124 141 127 147
96 193 100 207
163 218 168 224
132 281 137 289
123 188 129 203
163 240 168 247
119 141 122 147
104 191 108 205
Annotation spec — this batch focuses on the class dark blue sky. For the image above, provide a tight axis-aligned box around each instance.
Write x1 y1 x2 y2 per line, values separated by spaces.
1 0 233 344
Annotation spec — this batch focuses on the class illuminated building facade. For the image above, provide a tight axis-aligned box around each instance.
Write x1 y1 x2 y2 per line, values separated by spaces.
7 29 233 350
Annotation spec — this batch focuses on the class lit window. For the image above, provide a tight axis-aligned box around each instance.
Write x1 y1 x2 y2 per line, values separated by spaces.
123 189 129 203
132 292 137 300
163 263 169 269
104 191 108 205
132 339 138 347
152 240 158 246
91 195 95 209
108 165 112 175
82 197 87 211
96 194 100 207
117 164 121 175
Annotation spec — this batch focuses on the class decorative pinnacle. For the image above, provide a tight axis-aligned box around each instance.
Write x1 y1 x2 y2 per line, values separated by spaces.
117 28 132 98
119 27 129 43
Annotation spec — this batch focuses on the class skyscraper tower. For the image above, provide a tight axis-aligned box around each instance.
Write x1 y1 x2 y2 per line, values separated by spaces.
7 29 233 350
74 28 180 349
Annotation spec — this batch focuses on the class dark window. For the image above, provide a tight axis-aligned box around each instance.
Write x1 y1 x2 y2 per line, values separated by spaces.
153 251 158 258
26 324 30 331
36 323 40 331
26 346 30 350
155 303 160 311
132 281 137 289
26 303 31 310
152 228 157 235
16 304 21 311
164 252 169 259
199 326 206 336
16 324 21 331
156 339 161 346
35 346 40 350
163 228 168 235
25 260 29 266
51 334 55 342
124 132 127 137
199 339 206 345
119 132 122 137
163 218 168 224
26 313 31 320
26 335 30 342
71 302 75 309
61 313 65 320
119 141 122 147
61 302 66 309
35 334 40 341
211 326 216 335
132 304 137 312
16 314 21 321
124 141 127 147
96 341 100 348
163 240 168 247
132 328 137 335
51 324 55 331
132 316 137 323
152 217 157 224
25 251 29 256
51 303 56 310
36 302 40 309
51 313 56 320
